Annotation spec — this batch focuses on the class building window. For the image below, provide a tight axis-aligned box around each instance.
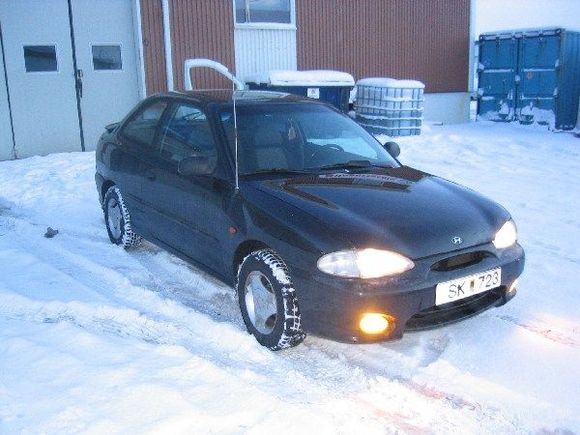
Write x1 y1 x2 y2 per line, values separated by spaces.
92 45 123 70
235 0 291 24
23 45 58 72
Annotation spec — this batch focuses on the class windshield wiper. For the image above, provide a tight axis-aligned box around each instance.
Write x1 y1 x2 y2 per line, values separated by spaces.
318 160 392 170
248 168 310 175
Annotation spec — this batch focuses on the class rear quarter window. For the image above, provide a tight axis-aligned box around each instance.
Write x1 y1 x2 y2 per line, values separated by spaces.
121 100 168 147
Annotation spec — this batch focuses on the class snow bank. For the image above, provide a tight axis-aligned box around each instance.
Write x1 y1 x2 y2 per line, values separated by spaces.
1 122 580 432
519 105 556 129
245 70 355 87
479 27 563 38
357 77 425 89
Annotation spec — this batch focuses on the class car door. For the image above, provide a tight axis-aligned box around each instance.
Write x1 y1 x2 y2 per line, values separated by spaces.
114 98 170 236
140 101 231 273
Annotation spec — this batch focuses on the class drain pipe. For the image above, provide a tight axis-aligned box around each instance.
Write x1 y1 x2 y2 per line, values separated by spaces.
161 0 174 91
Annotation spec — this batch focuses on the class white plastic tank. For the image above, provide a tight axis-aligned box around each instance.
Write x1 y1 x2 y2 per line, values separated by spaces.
355 78 425 136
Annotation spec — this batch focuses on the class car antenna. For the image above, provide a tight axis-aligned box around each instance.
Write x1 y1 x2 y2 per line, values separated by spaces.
232 78 240 192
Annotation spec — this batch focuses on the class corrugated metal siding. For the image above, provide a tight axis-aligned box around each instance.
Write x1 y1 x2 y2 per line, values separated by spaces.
140 0 166 94
171 0 235 90
234 28 297 81
296 0 470 93
560 31 580 129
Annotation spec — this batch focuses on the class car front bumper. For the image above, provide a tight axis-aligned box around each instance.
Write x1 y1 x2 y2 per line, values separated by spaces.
291 242 525 343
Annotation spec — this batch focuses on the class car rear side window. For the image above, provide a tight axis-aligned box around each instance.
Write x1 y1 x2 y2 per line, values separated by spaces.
158 104 217 167
121 101 168 147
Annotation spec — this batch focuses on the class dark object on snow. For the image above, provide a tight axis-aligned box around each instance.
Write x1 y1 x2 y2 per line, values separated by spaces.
94 90 525 350
44 227 59 238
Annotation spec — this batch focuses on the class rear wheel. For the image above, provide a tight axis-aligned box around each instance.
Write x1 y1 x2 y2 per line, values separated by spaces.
237 249 305 350
103 185 141 249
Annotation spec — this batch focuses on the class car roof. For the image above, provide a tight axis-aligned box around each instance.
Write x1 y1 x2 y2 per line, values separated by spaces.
152 89 318 108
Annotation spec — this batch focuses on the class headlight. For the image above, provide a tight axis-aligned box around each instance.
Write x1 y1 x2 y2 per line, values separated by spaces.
493 220 517 249
317 248 414 279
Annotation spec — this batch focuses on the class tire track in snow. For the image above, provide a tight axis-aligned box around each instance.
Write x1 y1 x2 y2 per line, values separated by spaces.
0 232 521 433
0 192 565 432
0 293 461 433
494 314 580 349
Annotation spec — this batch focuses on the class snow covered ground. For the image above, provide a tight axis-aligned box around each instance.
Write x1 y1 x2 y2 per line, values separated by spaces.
1 121 579 433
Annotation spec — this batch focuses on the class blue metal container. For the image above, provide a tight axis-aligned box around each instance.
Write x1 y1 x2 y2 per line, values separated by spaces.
477 28 580 130
246 82 351 112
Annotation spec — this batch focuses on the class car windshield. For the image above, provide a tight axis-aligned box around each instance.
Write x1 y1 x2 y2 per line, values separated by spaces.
218 103 399 175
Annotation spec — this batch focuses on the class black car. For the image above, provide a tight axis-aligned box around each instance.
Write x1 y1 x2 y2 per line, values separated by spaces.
95 90 525 350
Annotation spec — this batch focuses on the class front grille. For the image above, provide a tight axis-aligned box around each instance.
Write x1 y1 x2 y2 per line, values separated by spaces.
431 251 489 272
406 287 504 331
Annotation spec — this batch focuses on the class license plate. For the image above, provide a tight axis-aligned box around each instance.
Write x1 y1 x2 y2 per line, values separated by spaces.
435 268 501 306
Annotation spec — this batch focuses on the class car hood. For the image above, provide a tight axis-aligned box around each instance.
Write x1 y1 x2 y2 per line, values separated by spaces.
249 167 509 259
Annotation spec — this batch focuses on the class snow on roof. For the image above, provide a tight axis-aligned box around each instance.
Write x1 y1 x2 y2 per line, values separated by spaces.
357 77 425 89
479 27 565 39
245 70 355 87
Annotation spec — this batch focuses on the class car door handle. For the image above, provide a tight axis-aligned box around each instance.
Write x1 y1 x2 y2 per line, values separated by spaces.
145 170 156 181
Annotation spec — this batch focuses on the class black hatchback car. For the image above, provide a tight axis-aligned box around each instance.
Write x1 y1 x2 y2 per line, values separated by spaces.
95 90 525 350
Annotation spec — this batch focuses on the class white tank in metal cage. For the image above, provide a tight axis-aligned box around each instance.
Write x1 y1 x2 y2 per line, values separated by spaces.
355 78 425 137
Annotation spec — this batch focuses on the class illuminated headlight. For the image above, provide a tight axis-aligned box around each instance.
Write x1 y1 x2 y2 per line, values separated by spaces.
317 248 414 279
493 220 518 249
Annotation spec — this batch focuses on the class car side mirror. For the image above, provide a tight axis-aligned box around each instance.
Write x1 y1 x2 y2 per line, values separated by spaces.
178 154 213 176
384 141 401 158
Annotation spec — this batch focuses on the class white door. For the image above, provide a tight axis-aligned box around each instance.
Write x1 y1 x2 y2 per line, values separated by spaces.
71 0 141 150
0 0 81 158
233 0 297 81
0 25 15 160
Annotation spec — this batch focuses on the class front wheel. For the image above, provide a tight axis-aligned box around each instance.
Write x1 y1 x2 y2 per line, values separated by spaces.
237 249 306 350
103 185 141 249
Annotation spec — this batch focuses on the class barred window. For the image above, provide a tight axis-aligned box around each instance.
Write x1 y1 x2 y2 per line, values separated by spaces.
235 0 291 24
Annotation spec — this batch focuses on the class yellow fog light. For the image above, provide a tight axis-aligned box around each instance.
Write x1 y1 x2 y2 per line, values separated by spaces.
359 313 393 335
507 279 518 296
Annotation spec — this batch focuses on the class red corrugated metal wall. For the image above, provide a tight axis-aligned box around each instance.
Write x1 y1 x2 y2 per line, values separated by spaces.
140 0 469 94
170 0 235 90
296 0 470 93
140 0 167 94
139 0 235 93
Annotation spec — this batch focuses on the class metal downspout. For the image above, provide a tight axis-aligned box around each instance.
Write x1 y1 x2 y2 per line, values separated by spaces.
161 0 174 91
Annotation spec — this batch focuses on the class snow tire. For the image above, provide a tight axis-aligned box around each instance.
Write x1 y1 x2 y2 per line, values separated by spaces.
237 249 306 350
103 185 141 249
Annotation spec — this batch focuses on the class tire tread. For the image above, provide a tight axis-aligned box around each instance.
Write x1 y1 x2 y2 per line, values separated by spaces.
104 185 141 249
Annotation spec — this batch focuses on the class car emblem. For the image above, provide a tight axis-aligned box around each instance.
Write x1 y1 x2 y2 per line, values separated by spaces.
452 236 463 245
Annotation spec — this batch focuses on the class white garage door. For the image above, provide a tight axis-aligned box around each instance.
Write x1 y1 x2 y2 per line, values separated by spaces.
0 0 141 159
0 25 15 160
70 0 141 150
0 0 81 158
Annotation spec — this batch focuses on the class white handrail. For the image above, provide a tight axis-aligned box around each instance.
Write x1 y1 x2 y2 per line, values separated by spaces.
183 59 244 91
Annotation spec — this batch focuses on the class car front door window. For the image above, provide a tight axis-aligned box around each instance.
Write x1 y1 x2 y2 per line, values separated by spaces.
158 104 217 170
